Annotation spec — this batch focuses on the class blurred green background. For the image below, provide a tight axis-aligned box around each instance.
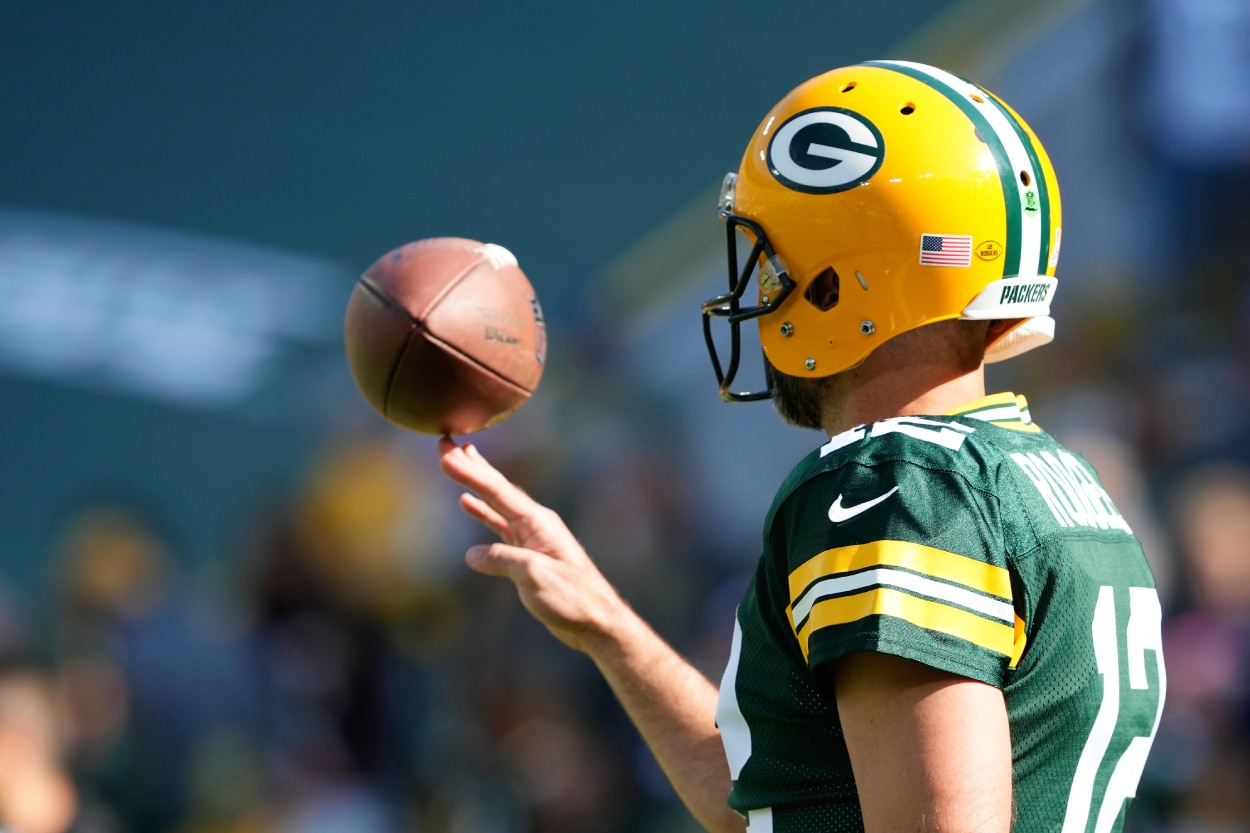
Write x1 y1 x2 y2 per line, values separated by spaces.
0 0 956 578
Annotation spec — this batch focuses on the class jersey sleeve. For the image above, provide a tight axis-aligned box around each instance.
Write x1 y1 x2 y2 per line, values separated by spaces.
771 448 1021 688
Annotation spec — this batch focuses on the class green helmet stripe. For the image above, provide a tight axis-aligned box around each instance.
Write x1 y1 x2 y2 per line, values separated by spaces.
858 61 1031 279
983 93 1052 275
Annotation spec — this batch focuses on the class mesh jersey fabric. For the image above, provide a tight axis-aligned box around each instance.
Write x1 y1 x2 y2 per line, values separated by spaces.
716 393 1165 833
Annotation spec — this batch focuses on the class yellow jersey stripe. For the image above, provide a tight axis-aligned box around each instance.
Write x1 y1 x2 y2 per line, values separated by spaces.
945 392 1037 429
991 420 1042 433
1010 613 1028 668
945 392 1019 416
788 540 1012 608
796 586 1016 661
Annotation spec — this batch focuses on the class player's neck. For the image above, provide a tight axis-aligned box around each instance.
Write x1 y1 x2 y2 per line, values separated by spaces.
820 356 988 437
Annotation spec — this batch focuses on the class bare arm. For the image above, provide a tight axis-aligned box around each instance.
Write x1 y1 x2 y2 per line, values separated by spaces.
438 438 744 833
827 652 1012 833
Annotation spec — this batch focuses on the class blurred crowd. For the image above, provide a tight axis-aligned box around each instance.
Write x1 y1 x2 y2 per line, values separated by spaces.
4 2 1250 831
0 398 741 833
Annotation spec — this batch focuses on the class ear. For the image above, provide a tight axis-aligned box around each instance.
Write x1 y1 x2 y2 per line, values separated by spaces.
804 267 840 312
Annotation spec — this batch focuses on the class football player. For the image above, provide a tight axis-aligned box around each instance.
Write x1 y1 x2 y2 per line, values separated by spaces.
439 60 1165 833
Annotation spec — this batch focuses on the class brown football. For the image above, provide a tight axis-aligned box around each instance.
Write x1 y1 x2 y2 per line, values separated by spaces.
344 237 546 435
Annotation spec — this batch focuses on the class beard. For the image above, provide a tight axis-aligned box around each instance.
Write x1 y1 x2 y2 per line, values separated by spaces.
765 359 831 431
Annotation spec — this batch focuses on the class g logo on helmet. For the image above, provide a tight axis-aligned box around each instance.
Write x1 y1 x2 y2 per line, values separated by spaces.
767 107 885 194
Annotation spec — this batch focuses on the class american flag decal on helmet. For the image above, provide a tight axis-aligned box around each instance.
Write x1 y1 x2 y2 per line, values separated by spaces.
919 234 973 267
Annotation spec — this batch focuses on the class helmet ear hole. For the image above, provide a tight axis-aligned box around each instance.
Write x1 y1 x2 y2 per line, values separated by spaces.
805 267 840 312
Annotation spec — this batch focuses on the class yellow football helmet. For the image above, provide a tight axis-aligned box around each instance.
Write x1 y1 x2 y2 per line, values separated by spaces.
701 60 1062 401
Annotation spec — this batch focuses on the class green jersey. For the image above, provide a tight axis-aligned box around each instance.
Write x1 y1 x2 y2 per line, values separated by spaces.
715 393 1165 832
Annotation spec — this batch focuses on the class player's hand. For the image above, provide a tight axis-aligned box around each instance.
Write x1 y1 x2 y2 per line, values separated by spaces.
438 436 627 653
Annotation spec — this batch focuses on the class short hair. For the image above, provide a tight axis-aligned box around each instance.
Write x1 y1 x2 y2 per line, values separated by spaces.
877 318 992 373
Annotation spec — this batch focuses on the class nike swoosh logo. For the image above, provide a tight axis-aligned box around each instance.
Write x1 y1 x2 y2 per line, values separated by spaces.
828 486 900 523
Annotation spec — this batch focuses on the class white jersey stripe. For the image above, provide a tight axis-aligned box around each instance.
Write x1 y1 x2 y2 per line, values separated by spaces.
869 60 1044 278
716 617 753 780
747 808 775 831
792 565 1016 628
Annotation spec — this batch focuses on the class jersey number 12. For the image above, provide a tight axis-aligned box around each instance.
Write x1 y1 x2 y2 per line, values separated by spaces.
1062 585 1166 833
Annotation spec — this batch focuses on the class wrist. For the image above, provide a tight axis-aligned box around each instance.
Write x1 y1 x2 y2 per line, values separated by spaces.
576 591 649 663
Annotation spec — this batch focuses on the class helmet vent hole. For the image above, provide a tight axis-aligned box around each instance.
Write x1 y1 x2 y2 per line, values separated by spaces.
969 93 985 104
841 81 857 93
805 267 840 312
900 103 916 115
1019 170 1032 187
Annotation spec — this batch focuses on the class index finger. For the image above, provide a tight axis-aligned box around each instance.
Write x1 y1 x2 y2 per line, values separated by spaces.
438 440 538 521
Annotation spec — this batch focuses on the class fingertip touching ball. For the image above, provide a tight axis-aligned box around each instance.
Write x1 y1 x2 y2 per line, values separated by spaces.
344 237 547 435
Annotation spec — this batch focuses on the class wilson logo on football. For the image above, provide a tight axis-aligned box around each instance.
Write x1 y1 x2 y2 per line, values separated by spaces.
767 107 885 194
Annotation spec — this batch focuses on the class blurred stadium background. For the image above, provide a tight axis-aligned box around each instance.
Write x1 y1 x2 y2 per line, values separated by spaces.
2 1 1249 831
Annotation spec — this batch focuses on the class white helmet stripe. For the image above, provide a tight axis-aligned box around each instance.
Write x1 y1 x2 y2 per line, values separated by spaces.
866 60 1045 279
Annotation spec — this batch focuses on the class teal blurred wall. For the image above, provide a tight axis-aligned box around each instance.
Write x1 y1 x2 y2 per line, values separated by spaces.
0 1 958 588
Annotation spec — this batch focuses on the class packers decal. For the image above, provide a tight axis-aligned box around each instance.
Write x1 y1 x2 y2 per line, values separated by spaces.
999 282 1051 305
767 107 885 194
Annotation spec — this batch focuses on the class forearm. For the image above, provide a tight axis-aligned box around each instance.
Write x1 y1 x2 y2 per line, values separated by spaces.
437 440 743 831
583 605 745 833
